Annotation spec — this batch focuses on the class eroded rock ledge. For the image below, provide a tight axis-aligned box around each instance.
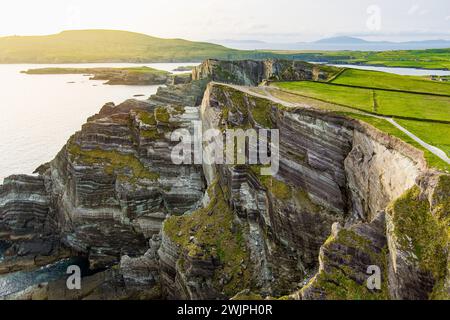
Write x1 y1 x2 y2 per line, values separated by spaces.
1 59 448 300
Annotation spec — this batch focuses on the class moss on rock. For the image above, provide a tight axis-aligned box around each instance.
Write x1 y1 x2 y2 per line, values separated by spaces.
389 186 448 283
67 142 159 181
155 107 171 123
388 179 449 299
164 182 252 297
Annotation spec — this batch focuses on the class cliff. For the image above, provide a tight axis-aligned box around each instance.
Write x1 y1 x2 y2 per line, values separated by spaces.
1 59 448 300
156 82 447 300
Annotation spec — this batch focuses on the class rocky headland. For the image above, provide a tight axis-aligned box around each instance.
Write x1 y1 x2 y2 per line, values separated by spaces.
1 59 448 300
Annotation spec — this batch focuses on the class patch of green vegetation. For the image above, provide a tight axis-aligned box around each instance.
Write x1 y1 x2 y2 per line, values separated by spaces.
293 189 323 214
396 119 450 158
250 166 291 200
306 229 389 300
332 69 450 95
274 81 450 122
172 105 185 115
140 128 163 139
388 185 449 298
312 268 388 300
163 182 252 297
250 99 274 128
218 85 276 129
232 292 264 300
67 141 159 181
376 91 450 122
155 107 170 123
275 81 374 113
433 175 450 220
121 66 168 75
136 110 156 126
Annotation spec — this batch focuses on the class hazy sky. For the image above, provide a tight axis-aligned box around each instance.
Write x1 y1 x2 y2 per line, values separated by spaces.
0 0 449 42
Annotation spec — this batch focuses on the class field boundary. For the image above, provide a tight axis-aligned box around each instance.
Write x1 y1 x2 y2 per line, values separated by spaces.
276 79 450 98
326 67 348 83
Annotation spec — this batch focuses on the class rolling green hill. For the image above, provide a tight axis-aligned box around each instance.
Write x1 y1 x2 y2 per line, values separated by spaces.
0 29 266 63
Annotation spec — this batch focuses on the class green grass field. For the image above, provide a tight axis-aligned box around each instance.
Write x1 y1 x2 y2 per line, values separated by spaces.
395 119 450 158
331 69 450 95
275 81 450 122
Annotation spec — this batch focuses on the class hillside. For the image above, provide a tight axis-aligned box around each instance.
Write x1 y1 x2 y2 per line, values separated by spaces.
0 30 260 63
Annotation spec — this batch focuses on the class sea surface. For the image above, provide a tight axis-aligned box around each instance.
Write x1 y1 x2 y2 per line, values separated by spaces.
0 62 199 182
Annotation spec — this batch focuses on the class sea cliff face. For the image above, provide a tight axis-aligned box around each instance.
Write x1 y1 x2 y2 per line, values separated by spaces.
0 59 448 300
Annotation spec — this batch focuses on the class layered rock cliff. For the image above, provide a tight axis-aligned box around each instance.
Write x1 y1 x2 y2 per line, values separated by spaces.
1 59 448 300
158 82 448 300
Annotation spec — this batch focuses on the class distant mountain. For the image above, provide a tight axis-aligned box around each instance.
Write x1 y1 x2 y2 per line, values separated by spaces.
211 36 450 51
0 30 262 64
308 37 450 51
211 39 267 44
314 36 370 44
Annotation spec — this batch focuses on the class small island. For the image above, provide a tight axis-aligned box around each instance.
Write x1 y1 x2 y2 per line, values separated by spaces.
172 65 195 72
21 66 171 85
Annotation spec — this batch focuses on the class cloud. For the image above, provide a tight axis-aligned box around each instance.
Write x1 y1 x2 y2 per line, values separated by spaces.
407 4 420 15
446 15 450 21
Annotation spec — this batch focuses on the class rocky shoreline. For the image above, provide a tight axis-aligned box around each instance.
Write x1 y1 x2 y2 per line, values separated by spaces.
22 67 192 86
1 59 448 300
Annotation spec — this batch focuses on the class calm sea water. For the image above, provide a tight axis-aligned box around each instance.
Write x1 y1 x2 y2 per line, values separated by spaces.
0 63 198 182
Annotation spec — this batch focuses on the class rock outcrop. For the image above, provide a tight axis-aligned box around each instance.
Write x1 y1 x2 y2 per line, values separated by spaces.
0 175 69 273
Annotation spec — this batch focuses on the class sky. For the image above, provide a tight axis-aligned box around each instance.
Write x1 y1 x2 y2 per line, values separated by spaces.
0 0 449 42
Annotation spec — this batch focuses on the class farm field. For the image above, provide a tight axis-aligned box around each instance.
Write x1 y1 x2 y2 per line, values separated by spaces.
275 81 450 122
330 69 450 95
